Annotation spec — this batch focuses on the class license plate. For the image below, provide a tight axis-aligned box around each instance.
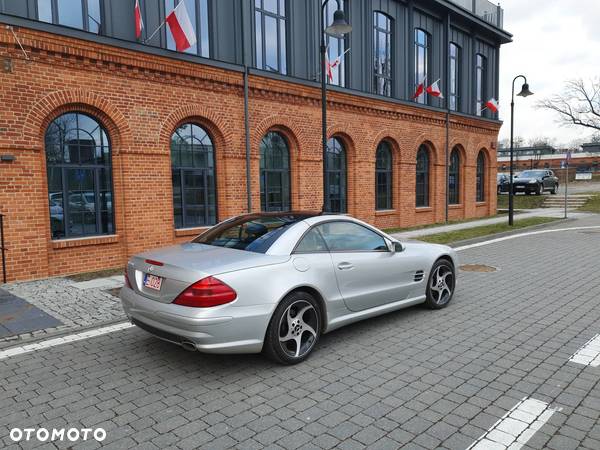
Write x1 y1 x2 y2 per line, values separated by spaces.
143 274 163 291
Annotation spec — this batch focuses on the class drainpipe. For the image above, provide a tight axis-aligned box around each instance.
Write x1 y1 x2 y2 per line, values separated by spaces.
244 64 252 213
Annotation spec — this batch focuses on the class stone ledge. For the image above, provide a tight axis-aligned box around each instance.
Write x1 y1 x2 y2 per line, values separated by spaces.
51 235 119 249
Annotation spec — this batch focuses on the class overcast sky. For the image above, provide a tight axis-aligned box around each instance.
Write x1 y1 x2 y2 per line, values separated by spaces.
497 0 600 146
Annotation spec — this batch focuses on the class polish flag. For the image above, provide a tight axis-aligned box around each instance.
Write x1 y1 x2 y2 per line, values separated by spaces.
426 79 444 98
134 0 144 39
412 77 426 99
166 1 197 52
326 48 350 83
485 98 499 113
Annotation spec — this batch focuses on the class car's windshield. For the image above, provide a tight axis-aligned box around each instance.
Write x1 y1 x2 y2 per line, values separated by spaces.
193 214 315 253
518 170 545 178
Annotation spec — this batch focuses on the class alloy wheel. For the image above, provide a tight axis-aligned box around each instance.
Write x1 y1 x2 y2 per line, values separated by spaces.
278 300 319 358
429 265 454 305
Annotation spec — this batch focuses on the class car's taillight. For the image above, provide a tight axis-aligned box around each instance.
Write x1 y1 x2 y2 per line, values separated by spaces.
124 268 132 289
173 277 237 308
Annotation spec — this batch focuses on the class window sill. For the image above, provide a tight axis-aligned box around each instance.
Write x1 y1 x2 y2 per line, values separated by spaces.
175 227 210 238
449 204 463 209
476 202 488 206
375 209 396 217
415 207 433 213
51 235 119 249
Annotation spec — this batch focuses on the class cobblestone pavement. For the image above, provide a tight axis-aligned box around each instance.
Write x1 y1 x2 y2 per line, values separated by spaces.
1 277 125 343
1 216 599 450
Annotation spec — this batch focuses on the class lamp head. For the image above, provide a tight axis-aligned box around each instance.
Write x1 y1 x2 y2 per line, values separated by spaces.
517 83 534 98
325 10 352 37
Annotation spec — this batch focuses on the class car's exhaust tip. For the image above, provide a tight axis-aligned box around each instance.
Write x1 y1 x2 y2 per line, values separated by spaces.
181 341 197 352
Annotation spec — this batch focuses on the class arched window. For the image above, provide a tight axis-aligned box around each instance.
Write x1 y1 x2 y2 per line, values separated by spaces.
325 137 347 213
45 112 114 239
449 147 461 205
171 123 217 228
376 141 393 210
476 151 486 202
260 131 291 212
416 145 430 208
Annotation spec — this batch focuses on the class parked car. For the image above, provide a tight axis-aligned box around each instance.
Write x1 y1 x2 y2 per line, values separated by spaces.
512 170 559 195
497 173 510 194
121 212 458 364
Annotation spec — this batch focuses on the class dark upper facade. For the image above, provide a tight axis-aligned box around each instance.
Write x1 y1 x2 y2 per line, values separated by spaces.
0 0 511 119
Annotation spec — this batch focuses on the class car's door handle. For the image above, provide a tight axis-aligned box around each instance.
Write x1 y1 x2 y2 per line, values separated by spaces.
337 262 354 271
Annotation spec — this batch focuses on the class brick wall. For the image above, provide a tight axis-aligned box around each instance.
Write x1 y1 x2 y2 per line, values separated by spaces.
0 25 500 282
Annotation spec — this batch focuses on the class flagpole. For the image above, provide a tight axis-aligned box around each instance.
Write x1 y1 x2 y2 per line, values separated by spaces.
145 20 166 44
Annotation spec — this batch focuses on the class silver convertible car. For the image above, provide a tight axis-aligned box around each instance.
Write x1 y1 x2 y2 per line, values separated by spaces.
121 212 458 364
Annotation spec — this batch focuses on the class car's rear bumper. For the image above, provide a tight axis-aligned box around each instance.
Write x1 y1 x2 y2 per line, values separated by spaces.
120 286 273 354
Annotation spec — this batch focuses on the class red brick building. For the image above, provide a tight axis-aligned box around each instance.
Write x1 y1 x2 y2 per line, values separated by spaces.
0 1 509 282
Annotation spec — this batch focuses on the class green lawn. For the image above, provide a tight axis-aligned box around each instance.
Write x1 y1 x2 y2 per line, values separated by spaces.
579 194 600 213
417 216 560 245
497 194 547 210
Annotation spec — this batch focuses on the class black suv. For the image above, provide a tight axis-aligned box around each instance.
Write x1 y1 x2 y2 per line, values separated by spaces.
512 170 559 195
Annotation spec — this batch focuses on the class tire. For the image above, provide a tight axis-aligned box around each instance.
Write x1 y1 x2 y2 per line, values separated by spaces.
425 259 456 310
264 291 321 365
551 183 558 195
536 183 543 195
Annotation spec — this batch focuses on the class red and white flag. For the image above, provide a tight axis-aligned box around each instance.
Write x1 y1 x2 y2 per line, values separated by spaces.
426 79 444 98
326 48 350 82
134 0 144 39
166 1 197 52
485 98 499 113
412 77 426 100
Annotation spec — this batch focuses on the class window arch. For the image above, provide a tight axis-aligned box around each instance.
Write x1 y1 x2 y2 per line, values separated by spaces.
376 141 393 210
476 151 486 202
260 131 291 212
325 137 347 213
45 112 114 239
449 147 461 205
416 145 430 208
171 123 217 228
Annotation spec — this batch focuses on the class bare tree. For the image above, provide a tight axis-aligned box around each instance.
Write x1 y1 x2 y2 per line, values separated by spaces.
538 79 600 131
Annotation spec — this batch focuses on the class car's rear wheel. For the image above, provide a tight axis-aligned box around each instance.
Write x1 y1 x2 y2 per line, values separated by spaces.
264 292 321 364
425 259 455 309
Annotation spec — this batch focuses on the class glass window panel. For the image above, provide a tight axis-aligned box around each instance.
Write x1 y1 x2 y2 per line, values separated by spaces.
87 0 102 33
279 19 287 75
264 0 277 13
199 0 210 57
295 228 328 253
37 0 53 22
317 222 387 252
255 11 263 68
264 15 278 72
416 146 429 207
57 0 84 29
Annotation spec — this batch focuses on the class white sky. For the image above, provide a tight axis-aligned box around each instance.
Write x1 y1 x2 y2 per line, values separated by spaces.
497 0 600 146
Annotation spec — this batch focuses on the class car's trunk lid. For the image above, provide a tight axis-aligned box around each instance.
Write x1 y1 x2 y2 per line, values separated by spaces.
127 243 288 303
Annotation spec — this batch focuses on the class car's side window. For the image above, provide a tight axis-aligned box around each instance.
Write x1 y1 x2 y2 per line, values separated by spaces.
317 221 388 252
295 228 329 253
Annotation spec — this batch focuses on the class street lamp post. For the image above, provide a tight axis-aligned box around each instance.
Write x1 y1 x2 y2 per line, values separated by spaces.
509 75 534 226
320 1 351 212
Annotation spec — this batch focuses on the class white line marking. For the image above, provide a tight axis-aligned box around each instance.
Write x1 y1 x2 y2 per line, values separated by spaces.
0 322 133 361
569 334 600 367
466 397 560 450
455 226 600 252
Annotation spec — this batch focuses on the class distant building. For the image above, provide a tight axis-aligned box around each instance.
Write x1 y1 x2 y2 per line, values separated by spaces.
497 144 600 173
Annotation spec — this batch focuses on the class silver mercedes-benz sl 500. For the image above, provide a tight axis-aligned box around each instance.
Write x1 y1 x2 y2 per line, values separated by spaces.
120 212 458 364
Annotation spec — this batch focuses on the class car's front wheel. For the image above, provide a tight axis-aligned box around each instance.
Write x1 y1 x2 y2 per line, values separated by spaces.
536 183 543 195
264 291 321 364
425 259 455 309
551 183 558 195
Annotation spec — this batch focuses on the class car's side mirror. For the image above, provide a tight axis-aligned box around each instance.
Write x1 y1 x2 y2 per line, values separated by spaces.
387 240 403 253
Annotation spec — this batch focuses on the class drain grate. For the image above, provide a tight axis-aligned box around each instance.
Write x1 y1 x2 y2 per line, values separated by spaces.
460 264 497 273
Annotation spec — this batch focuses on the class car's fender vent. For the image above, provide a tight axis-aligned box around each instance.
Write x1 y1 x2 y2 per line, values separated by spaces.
414 270 425 282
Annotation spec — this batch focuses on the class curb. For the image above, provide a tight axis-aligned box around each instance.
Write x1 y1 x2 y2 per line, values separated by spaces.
445 217 575 248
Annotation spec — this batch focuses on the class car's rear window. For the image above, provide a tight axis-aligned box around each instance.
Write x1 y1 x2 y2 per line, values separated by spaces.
193 214 314 253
